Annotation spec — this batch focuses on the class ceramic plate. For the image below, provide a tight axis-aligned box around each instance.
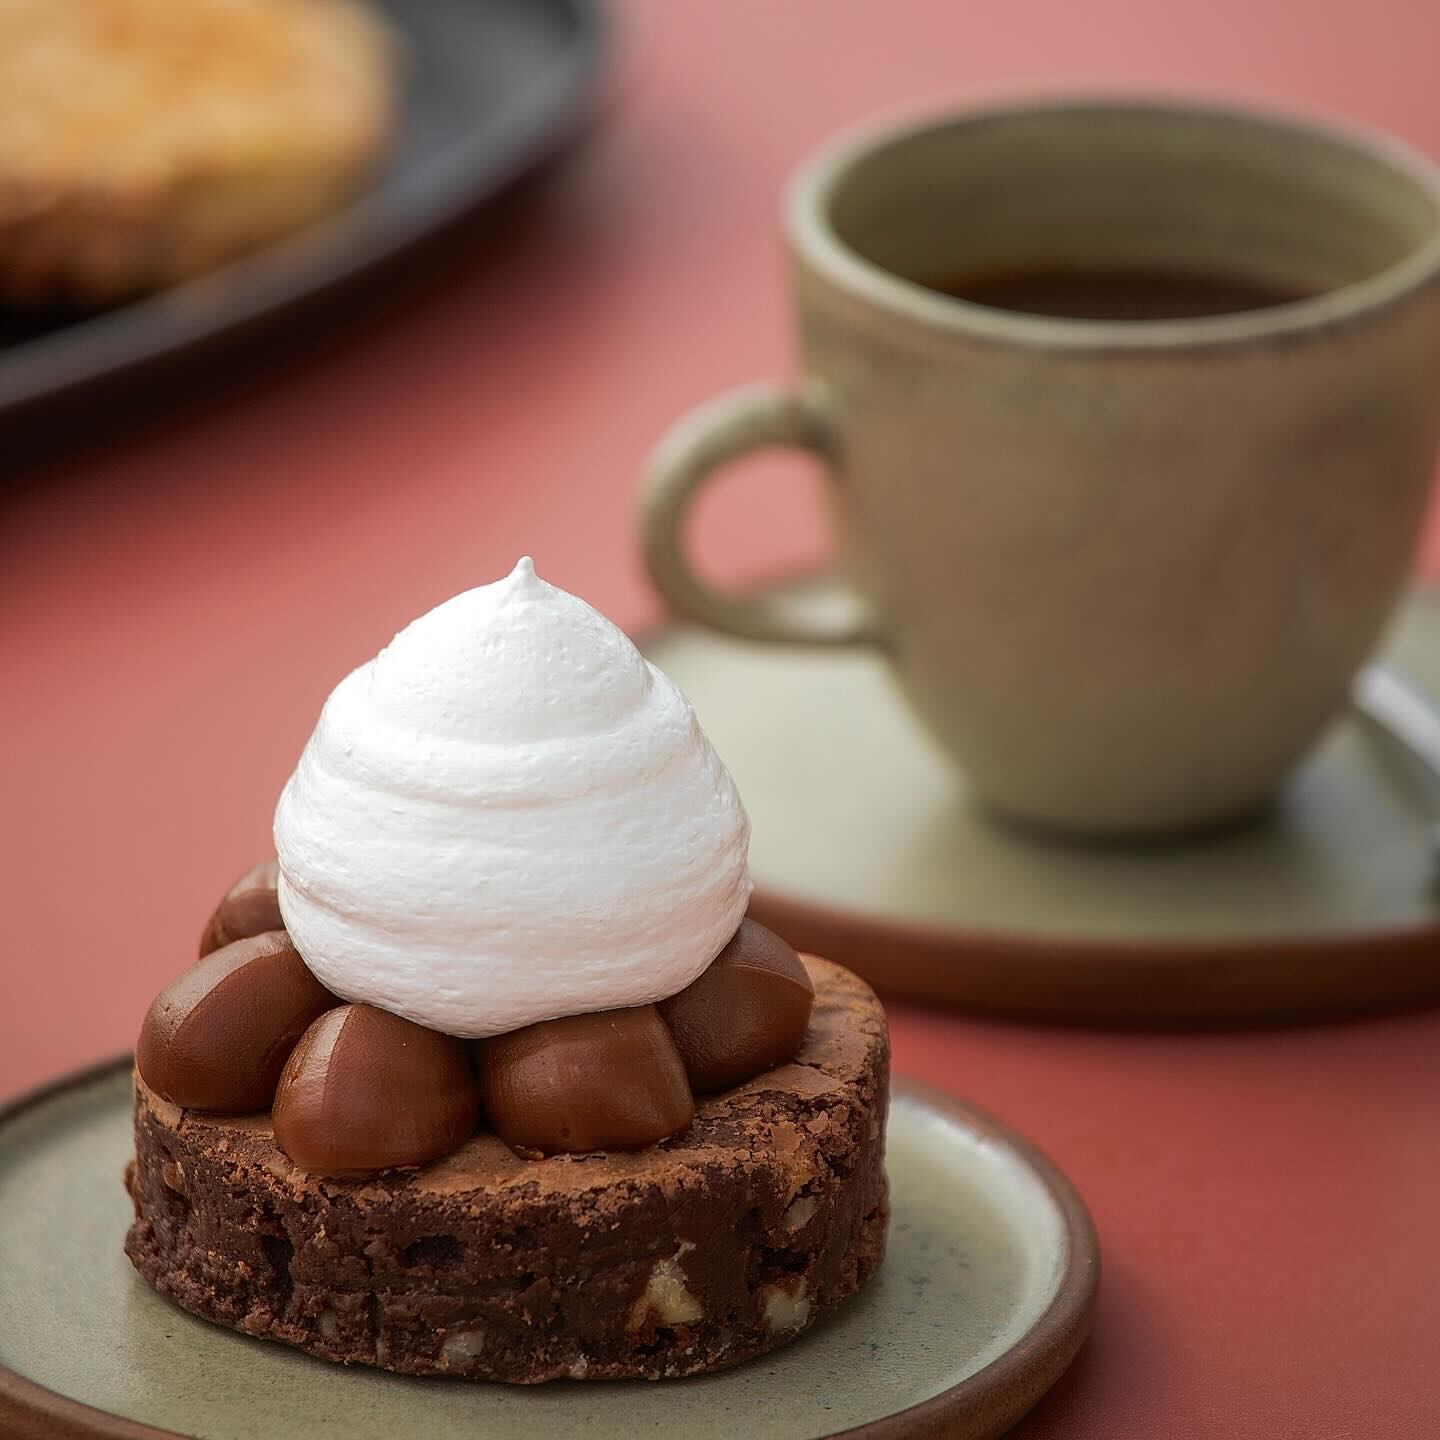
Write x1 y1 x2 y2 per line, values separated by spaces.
0 1060 1096 1440
641 586 1440 1023
0 0 603 446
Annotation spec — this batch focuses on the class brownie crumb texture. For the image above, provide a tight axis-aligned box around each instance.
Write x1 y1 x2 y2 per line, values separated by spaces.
125 958 889 1382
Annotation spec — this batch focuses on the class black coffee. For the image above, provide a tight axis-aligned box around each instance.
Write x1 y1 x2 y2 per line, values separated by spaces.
923 264 1313 321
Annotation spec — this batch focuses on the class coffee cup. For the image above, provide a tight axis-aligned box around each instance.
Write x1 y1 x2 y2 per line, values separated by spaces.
641 96 1440 834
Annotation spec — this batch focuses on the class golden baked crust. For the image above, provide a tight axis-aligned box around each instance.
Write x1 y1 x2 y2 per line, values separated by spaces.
0 0 399 304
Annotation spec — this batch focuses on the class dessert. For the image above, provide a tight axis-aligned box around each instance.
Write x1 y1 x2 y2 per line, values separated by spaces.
125 560 889 1381
0 0 397 305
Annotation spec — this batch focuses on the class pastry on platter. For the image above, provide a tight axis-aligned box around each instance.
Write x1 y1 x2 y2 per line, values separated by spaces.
0 0 398 304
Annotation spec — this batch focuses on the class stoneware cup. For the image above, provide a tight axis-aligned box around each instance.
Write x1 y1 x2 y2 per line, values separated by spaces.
641 96 1440 835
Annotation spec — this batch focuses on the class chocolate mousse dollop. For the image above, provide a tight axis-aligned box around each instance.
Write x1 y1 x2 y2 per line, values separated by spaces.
198 859 282 957
137 932 336 1112
659 919 815 1093
273 1005 480 1174
479 1006 693 1157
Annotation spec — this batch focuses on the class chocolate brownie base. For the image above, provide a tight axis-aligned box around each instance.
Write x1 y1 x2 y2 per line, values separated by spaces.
124 958 889 1382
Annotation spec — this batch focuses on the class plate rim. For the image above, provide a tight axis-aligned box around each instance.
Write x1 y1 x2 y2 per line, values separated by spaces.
750 888 1440 1023
0 1057 1099 1440
639 585 1440 1023
0 0 607 421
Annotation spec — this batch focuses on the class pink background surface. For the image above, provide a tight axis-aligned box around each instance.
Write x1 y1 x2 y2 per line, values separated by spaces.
4 1 1440 1434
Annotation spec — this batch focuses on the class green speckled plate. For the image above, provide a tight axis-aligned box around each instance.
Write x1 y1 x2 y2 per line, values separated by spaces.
641 587 1440 1022
0 1060 1095 1440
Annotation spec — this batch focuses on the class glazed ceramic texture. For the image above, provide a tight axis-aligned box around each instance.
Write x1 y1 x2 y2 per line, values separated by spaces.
643 97 1440 834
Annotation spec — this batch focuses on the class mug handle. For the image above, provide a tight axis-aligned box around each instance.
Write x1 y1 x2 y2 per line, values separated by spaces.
640 381 881 645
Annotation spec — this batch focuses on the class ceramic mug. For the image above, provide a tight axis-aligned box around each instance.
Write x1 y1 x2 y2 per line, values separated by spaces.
640 96 1440 834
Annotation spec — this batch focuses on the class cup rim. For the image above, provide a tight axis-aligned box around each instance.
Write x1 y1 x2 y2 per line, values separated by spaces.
785 92 1440 350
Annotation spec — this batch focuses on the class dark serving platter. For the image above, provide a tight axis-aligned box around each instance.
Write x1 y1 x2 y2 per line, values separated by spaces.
0 0 604 450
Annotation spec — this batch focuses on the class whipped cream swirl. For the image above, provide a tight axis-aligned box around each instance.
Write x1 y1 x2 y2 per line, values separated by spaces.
273 559 752 1039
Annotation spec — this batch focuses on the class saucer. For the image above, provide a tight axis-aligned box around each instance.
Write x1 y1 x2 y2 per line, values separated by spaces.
641 586 1440 1022
0 1060 1097 1440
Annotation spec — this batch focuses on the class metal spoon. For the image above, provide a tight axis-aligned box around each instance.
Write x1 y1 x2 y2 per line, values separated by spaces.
1351 663 1440 882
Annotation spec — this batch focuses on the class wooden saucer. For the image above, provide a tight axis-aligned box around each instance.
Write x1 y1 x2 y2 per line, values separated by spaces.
640 587 1440 1023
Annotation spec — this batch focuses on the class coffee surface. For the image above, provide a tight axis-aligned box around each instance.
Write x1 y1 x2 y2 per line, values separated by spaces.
923 264 1313 320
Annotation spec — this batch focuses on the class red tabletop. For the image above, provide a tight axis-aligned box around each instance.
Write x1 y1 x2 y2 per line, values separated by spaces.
4 1 1440 1435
